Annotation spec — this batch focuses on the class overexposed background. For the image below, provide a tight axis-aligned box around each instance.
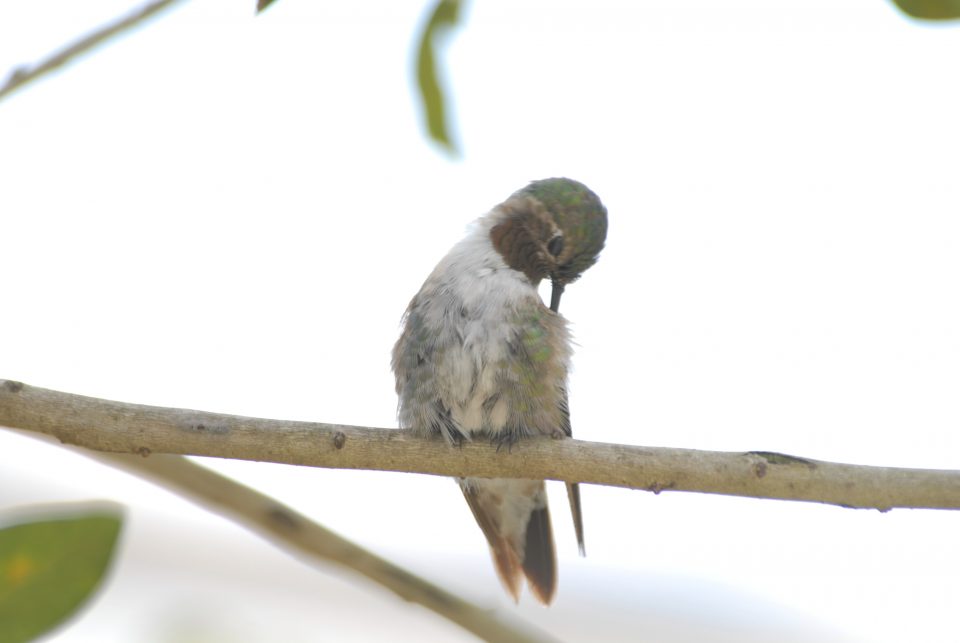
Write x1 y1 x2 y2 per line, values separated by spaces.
2 1 959 641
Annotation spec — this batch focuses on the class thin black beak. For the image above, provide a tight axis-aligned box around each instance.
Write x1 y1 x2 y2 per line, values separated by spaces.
550 280 564 313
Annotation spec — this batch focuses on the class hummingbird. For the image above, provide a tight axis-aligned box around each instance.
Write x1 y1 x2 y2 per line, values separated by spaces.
392 177 607 604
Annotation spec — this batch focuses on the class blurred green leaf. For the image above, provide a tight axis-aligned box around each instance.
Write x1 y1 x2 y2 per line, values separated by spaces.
0 509 123 643
416 0 464 155
256 0 279 14
891 0 960 19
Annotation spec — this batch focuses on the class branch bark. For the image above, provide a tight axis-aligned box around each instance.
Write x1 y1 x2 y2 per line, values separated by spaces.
3 379 960 511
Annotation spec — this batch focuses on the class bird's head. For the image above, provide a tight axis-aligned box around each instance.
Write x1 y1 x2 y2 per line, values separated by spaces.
490 177 608 311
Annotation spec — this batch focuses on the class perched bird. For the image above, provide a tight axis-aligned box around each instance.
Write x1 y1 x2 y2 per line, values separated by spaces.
392 178 607 604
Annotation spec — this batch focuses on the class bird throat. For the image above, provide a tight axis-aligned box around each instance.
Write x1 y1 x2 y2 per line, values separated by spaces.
489 197 556 285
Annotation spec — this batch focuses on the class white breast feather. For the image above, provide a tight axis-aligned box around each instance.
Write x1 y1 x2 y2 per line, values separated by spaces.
417 210 539 435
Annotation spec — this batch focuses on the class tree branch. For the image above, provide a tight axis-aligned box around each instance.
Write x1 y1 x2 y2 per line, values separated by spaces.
2 379 959 511
0 0 188 102
58 446 555 643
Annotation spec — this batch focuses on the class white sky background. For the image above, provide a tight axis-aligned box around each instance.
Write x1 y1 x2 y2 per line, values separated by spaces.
1 0 959 641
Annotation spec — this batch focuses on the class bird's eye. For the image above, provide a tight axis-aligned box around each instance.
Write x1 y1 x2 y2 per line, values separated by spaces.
546 234 564 257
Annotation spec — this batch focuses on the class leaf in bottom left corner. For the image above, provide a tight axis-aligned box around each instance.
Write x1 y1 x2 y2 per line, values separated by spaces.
0 508 124 643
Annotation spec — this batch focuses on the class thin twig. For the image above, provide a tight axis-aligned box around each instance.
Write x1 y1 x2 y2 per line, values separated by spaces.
3 379 960 511
57 446 554 643
0 0 188 102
